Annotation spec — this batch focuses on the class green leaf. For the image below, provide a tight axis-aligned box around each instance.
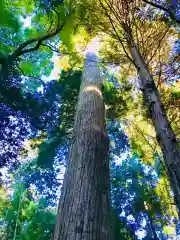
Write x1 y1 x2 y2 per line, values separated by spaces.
0 0 20 31
13 0 34 15
19 61 33 75
24 28 37 40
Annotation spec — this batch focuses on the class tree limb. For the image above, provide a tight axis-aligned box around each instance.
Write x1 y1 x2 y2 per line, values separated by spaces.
147 25 170 66
98 0 136 67
11 11 65 59
16 62 45 85
142 0 180 24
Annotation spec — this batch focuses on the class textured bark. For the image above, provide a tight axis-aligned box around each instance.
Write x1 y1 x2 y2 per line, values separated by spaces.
53 53 112 240
129 44 180 210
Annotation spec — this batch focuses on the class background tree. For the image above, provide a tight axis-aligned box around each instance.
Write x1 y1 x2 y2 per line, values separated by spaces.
74 0 180 210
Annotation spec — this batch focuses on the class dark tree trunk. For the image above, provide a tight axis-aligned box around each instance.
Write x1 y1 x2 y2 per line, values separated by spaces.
129 44 180 211
146 213 158 240
0 54 9 82
53 53 112 240
149 217 158 240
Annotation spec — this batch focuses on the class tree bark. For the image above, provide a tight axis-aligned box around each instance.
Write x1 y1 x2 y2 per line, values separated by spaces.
129 44 180 211
53 53 112 240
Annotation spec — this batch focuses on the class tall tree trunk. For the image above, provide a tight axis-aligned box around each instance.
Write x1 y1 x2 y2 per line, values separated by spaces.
129 44 180 210
146 213 158 240
53 53 112 240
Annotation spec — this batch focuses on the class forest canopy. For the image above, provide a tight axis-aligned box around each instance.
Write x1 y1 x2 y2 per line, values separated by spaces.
0 0 179 239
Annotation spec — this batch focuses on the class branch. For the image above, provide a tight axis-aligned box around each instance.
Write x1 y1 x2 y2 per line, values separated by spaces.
41 43 61 54
146 25 170 66
131 121 168 174
142 0 180 24
98 0 136 67
131 122 157 152
41 43 118 65
11 11 65 59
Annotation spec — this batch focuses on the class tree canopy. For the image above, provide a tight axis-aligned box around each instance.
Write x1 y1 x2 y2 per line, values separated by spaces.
0 0 179 239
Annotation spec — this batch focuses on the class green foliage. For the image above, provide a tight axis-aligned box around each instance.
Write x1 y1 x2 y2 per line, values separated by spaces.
0 0 20 31
19 61 34 75
36 70 133 168
103 81 132 119
172 88 180 100
0 184 55 240
111 209 133 240
59 15 77 52
0 0 179 238
20 209 55 240
12 0 35 15
0 187 8 217
111 155 178 238
37 70 82 167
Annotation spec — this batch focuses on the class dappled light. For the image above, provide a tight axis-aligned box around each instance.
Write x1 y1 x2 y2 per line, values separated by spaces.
0 0 179 239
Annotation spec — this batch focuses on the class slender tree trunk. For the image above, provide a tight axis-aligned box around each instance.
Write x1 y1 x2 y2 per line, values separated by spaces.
0 55 9 82
146 213 158 240
129 44 180 210
53 53 112 240
13 190 23 240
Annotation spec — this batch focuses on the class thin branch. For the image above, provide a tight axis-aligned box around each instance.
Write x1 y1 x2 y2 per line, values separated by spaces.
98 0 136 67
41 43 120 65
131 122 156 152
12 27 63 57
142 0 180 24
16 62 45 85
146 26 170 66
131 121 168 174
11 10 65 59
41 43 61 54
